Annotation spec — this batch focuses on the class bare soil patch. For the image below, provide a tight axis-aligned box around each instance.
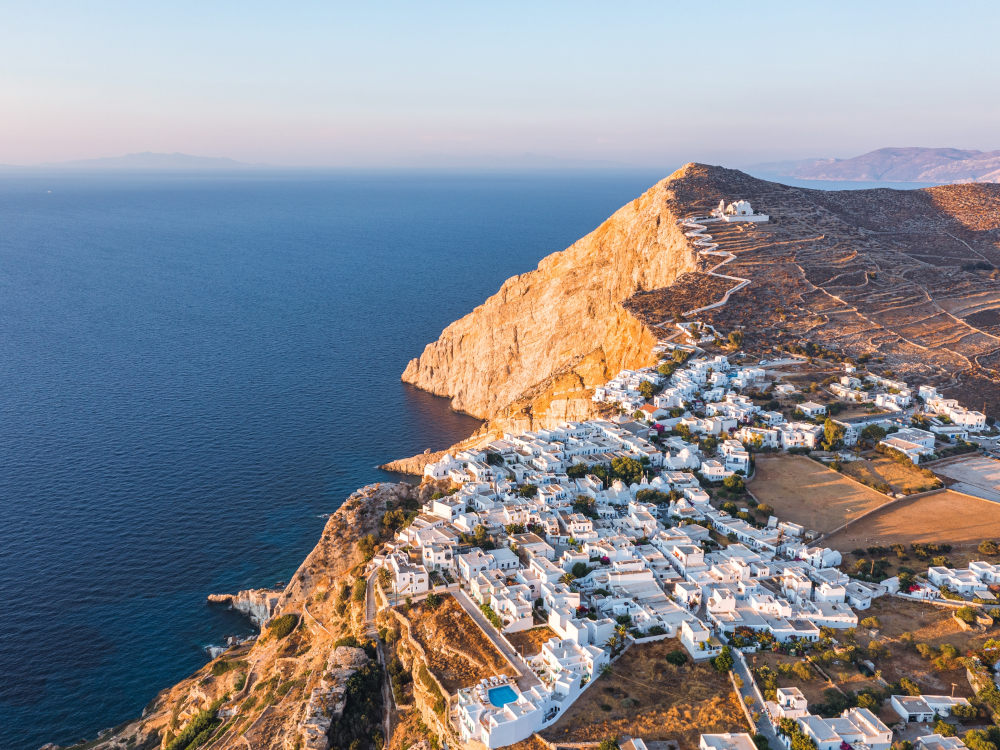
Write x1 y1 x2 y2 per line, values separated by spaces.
506 626 557 658
824 490 1000 561
540 639 746 748
750 455 893 532
840 455 941 495
401 595 516 693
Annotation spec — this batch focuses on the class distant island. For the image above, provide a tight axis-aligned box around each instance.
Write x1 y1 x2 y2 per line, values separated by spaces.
753 146 1000 184
2 151 259 171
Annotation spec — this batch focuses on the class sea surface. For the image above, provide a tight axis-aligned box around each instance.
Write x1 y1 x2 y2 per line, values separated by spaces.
0 169 674 749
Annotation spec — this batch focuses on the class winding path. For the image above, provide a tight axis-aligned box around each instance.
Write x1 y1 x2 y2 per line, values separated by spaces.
656 216 754 336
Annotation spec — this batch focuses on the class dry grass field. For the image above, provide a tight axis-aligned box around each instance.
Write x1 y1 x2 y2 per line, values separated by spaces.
839 455 941 495
506 626 557 658
824 490 1000 563
540 639 746 748
750 455 894 532
401 595 516 692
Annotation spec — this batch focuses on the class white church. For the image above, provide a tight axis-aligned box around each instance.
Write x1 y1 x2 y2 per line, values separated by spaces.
712 199 769 223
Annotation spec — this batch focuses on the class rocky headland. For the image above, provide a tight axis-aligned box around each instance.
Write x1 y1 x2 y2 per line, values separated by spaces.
392 163 1000 471
50 162 1000 749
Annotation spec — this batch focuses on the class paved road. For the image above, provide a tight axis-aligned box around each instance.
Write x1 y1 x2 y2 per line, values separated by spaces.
732 651 779 747
453 588 540 689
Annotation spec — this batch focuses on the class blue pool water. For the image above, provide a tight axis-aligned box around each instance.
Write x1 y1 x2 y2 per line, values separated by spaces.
0 168 668 749
488 685 518 707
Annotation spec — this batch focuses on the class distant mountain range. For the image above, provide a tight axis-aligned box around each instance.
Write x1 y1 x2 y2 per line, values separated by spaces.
753 147 1000 184
0 152 259 171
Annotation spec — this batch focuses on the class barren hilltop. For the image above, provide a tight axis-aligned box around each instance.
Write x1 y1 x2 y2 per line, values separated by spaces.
399 164 1000 464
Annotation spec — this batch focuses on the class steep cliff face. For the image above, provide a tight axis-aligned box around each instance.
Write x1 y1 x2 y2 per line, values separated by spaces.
401 168 700 423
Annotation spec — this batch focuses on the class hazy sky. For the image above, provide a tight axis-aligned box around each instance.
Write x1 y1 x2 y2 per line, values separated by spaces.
2 1 999 168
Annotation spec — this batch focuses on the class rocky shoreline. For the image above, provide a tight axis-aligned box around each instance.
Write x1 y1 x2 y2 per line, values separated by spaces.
205 587 281 628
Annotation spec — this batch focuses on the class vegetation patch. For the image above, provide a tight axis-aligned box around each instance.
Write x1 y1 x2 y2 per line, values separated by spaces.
266 613 299 640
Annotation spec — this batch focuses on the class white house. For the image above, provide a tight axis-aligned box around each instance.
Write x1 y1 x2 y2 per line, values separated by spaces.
889 694 971 723
700 734 758 750
798 401 827 419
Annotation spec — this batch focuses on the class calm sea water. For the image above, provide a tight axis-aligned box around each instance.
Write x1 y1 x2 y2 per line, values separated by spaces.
0 169 670 749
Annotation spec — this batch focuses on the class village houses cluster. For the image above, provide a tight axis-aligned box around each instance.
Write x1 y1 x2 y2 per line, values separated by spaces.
371 341 992 749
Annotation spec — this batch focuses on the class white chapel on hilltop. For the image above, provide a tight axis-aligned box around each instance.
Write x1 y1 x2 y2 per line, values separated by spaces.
712 199 769 223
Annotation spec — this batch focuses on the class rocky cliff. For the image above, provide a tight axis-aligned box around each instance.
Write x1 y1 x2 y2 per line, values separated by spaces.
401 166 703 430
402 163 1000 443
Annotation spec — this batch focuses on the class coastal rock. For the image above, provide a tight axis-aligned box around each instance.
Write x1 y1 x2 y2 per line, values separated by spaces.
206 588 280 628
379 450 450 475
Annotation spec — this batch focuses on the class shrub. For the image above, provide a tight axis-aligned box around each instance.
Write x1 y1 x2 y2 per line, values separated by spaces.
164 708 219 750
267 613 299 640
665 649 688 666
352 578 367 602
358 533 378 560
425 592 441 610
979 540 1000 556
860 616 880 629
956 606 977 624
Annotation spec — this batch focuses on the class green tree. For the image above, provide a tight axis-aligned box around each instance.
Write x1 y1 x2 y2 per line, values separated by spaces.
723 474 746 494
609 456 644 485
712 646 734 673
822 418 846 451
964 731 997 750
860 424 887 445
933 718 956 737
638 380 656 400
519 484 538 498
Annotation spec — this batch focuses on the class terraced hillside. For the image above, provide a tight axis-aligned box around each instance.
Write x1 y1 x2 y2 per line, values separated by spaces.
626 164 1000 414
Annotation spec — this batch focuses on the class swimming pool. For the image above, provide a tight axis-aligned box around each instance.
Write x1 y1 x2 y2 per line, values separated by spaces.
487 684 518 707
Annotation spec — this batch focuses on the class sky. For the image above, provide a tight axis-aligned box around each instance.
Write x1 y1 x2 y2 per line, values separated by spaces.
2 0 999 168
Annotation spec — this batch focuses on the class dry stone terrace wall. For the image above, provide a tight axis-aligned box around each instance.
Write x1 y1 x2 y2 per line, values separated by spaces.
629 165 1000 415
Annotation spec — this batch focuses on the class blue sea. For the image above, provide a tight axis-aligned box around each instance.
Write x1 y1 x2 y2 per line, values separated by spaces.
0 169 673 750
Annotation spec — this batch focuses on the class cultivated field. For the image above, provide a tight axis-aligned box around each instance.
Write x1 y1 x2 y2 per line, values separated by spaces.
933 455 1000 503
839 455 941 495
400 595 516 692
750 455 893 532
540 639 745 747
824 489 1000 561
